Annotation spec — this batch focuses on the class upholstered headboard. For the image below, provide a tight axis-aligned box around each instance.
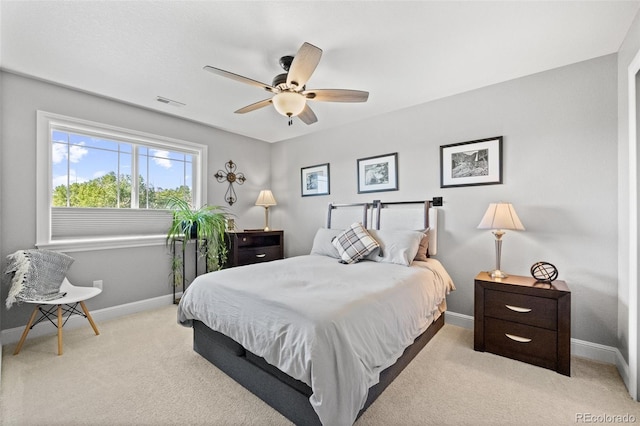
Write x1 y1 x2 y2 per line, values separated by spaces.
326 200 440 256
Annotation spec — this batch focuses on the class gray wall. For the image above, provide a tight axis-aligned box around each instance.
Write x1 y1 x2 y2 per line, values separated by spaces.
272 54 619 347
0 72 272 329
0 54 621 350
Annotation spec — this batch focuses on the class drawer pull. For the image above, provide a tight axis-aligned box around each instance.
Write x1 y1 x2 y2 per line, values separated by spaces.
505 304 532 313
505 333 532 343
255 253 266 258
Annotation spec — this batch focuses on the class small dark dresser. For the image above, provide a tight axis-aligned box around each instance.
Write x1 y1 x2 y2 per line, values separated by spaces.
474 272 571 376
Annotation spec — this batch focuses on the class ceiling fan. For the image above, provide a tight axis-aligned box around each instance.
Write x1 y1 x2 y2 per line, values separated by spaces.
204 42 369 126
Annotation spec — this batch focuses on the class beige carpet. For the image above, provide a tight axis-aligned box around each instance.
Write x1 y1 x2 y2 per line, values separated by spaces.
1 305 638 425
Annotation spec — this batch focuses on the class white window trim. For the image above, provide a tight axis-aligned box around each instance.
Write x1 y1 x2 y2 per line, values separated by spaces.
36 111 208 252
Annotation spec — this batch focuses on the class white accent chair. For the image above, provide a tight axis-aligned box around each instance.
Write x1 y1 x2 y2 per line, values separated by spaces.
14 278 102 356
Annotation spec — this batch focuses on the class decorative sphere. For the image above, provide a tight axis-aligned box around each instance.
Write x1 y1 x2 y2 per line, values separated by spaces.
530 262 558 283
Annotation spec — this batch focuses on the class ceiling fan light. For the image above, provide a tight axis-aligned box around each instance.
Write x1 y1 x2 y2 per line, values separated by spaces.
272 92 306 117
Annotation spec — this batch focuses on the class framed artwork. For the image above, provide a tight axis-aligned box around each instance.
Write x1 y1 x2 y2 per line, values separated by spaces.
301 163 330 196
357 152 398 193
440 136 503 188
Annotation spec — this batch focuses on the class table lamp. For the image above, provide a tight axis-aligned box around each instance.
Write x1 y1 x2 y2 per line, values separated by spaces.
255 190 277 231
477 202 525 279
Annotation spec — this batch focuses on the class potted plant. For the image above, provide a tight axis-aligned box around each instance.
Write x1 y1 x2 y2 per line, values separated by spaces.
165 196 230 287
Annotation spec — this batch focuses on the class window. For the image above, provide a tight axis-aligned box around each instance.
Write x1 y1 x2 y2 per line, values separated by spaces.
37 111 207 251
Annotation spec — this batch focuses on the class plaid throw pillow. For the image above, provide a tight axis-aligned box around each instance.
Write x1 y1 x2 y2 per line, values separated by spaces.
331 222 380 264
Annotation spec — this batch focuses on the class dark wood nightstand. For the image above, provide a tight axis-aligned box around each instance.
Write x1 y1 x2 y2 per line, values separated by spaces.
225 230 284 267
474 272 571 376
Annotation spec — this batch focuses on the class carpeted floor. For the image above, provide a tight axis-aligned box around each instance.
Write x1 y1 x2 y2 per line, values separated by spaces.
1 305 638 425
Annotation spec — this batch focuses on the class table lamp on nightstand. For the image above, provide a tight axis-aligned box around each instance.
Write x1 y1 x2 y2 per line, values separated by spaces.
477 202 525 279
255 190 277 231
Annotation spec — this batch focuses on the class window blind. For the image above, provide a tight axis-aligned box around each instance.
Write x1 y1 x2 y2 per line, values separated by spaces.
51 207 173 239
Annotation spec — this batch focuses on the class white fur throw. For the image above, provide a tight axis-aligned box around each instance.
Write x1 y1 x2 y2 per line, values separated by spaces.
5 249 74 309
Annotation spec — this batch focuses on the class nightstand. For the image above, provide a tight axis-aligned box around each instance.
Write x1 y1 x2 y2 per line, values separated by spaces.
225 230 284 267
474 272 571 376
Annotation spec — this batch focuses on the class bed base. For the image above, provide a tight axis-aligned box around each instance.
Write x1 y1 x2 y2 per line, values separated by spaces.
192 313 445 425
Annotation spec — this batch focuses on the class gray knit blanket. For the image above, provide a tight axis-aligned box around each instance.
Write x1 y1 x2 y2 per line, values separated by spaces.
5 249 74 309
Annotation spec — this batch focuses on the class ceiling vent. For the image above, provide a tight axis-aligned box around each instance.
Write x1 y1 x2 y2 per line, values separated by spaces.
156 96 185 107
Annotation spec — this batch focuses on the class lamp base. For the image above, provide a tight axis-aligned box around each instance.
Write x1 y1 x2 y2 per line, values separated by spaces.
489 269 508 279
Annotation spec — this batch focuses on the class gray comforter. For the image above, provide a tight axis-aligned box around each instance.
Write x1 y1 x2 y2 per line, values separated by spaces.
178 254 454 426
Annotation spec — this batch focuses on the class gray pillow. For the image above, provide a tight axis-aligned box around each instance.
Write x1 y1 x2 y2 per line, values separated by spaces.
310 228 342 259
5 249 74 308
366 230 424 266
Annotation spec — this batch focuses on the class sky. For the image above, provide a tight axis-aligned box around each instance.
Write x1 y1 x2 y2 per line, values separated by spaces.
51 130 192 193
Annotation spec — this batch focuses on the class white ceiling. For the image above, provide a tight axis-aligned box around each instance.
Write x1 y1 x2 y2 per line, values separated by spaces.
1 1 639 143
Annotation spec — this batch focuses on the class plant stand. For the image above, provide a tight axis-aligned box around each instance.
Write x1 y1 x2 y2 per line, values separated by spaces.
172 237 208 304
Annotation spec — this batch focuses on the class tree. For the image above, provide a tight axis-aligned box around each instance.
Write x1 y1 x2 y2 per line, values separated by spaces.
52 172 190 209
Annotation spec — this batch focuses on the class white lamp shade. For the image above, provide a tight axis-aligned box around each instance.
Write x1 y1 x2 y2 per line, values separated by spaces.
477 203 525 231
255 190 277 207
272 92 306 117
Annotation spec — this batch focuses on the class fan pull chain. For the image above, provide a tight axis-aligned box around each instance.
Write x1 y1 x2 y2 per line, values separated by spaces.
288 118 293 126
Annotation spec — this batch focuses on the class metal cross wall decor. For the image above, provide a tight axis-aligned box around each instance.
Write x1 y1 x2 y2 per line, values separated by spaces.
214 160 246 206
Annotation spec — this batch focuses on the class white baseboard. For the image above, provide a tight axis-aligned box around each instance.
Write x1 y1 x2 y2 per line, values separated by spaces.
616 348 631 392
0 292 182 345
444 310 474 329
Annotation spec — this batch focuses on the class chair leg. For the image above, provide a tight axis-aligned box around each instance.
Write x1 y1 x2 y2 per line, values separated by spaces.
14 305 40 355
57 305 63 356
80 301 100 336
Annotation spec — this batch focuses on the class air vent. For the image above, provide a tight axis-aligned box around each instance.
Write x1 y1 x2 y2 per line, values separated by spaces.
156 96 185 107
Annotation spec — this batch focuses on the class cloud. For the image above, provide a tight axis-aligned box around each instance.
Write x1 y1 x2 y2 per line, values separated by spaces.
51 143 66 164
52 142 89 164
52 169 87 188
69 144 89 163
150 149 172 169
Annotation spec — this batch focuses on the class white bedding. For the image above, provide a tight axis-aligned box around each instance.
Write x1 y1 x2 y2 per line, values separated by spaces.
177 254 455 426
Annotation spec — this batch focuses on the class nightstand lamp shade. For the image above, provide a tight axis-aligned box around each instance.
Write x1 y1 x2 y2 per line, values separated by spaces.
478 202 525 279
255 190 277 231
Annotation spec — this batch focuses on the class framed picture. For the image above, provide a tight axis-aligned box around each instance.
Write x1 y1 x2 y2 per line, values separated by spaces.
440 136 503 188
301 163 330 196
357 152 398 193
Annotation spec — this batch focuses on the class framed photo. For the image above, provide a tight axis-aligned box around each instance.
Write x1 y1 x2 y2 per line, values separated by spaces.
301 163 330 196
357 152 398 193
440 136 503 188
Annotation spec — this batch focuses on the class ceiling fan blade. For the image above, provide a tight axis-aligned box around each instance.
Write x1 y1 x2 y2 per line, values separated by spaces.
304 89 369 102
286 42 323 90
298 104 318 125
204 66 275 92
234 98 273 114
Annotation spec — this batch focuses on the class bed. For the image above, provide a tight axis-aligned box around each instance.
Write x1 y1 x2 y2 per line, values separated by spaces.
177 200 455 426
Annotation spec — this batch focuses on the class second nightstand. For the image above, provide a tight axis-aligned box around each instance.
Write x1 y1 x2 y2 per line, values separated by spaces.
474 272 571 376
225 230 284 267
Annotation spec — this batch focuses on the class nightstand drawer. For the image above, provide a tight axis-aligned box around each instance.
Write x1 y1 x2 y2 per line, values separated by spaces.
237 246 282 265
226 230 284 268
485 318 557 370
485 289 557 330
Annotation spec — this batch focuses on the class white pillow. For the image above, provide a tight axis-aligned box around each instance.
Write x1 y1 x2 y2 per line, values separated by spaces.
366 230 423 266
332 222 380 264
310 228 342 259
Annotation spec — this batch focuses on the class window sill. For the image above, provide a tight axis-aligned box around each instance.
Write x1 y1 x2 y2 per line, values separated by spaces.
36 235 169 253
